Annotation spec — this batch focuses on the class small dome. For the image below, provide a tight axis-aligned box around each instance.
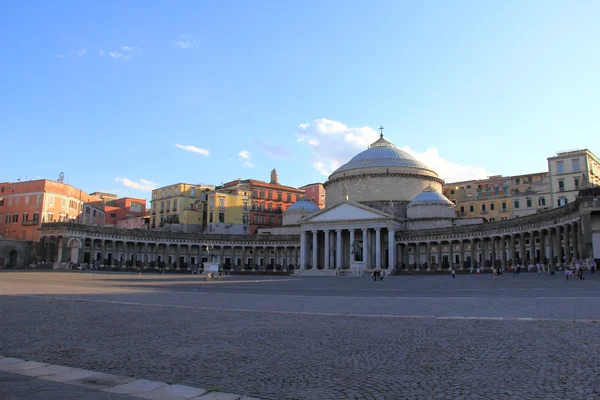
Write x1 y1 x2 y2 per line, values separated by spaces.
286 198 320 213
331 135 436 175
408 185 455 207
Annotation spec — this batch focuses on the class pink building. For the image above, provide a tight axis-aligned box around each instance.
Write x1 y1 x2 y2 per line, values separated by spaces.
116 216 150 230
298 183 326 209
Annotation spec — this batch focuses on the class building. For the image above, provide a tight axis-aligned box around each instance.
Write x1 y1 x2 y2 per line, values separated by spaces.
99 197 146 226
89 192 118 201
0 179 101 241
116 216 150 230
548 149 600 208
298 183 326 209
445 172 551 221
150 183 214 232
206 183 251 234
82 203 106 225
222 169 305 234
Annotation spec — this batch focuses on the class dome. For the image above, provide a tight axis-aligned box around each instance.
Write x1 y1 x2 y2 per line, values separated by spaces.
286 198 320 213
408 185 454 208
331 134 435 175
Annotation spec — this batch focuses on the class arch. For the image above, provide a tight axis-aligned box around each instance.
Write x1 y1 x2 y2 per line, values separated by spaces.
67 237 83 248
67 237 82 263
8 250 18 269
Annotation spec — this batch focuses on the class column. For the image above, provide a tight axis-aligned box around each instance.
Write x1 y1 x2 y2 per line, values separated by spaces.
57 237 64 262
571 223 579 260
481 239 488 268
414 242 420 270
426 242 432 271
555 227 562 264
336 230 342 269
220 246 225 266
529 232 536 263
349 230 355 263
539 230 546 263
509 234 515 265
459 240 465 270
312 230 318 270
437 241 442 270
470 239 476 268
519 234 526 264
362 229 368 268
300 231 307 269
564 224 571 263
576 222 584 260
388 228 395 270
375 228 381 269
324 229 330 269
449 241 454 269
252 246 258 269
90 239 96 265
491 237 497 266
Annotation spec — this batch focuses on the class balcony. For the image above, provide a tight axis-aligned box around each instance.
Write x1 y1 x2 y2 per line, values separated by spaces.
22 220 39 226
480 211 488 214
456 212 465 216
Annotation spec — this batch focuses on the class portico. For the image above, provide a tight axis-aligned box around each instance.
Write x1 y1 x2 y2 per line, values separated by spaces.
299 200 401 272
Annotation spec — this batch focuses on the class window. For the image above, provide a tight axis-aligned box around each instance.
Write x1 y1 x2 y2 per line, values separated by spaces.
558 180 565 191
22 213 28 222
538 197 546 206
514 200 520 209
218 212 225 223
162 190 165 198
49 195 54 206
167 189 171 196
33 213 39 221
153 192 157 200
450 189 455 195
502 201 507 211
253 215 259 224
160 202 164 212
110 213 116 218
277 192 282 201
572 159 580 172
268 204 273 212
253 190 258 198
243 215 248 225
267 191 272 200
526 199 532 207
287 194 292 202
243 201 248 211
5 215 10 224
13 214 19 223
558 198 568 206
190 188 195 198
515 178 520 184
466 185 471 189
175 187 179 195
209 213 213 223
490 203 495 211
481 204 486 212
219 197 225 208
166 202 170 212
172 200 177 211
469 205 474 212
460 206 464 212
24 196 29 204
259 190 265 198
574 177 580 189
556 161 564 174
489 218 495 221
269 216 274 225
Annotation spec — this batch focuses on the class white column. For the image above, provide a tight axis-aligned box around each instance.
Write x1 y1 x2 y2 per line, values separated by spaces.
312 230 318 270
349 229 355 262
375 228 381 269
324 229 330 269
336 229 342 269
300 231 307 269
362 228 369 269
388 228 396 270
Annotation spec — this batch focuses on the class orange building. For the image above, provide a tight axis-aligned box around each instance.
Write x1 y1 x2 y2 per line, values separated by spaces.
222 169 305 234
87 197 147 226
0 179 101 241
298 182 326 209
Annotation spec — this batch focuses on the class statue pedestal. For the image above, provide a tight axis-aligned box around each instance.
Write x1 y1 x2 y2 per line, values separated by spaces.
203 262 220 273
350 262 366 272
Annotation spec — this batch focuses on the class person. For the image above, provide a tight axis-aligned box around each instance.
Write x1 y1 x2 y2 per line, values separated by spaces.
217 271 223 280
380 270 385 282
137 267 142 277
476 267 481 277
451 268 456 279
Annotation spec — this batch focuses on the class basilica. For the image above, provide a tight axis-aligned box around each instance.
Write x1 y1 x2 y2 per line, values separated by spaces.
39 134 600 274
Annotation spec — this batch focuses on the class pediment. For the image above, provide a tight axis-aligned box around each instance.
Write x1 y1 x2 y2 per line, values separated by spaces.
303 201 391 223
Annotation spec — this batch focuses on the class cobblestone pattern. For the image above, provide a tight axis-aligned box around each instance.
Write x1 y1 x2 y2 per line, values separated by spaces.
1 272 600 399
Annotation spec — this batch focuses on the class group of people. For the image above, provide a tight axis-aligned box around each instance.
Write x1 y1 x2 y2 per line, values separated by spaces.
372 269 385 282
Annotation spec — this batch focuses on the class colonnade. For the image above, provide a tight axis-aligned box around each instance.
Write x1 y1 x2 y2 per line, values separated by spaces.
400 221 585 270
299 226 396 270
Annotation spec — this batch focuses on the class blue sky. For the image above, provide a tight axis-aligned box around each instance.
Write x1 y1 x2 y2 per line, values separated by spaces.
1 1 598 200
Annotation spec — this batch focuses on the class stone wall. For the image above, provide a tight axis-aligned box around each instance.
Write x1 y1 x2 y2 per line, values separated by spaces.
0 239 36 269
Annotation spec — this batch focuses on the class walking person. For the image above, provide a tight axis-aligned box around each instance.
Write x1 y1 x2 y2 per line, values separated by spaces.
451 268 456 279
137 267 142 277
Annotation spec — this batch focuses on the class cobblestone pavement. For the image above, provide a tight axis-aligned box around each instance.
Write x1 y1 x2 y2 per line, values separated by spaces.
1 271 600 399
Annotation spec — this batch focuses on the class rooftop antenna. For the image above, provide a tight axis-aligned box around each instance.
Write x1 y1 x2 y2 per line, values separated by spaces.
58 172 65 183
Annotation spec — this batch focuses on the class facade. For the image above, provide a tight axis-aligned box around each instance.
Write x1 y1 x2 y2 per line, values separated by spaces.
89 192 118 201
150 183 214 232
222 169 305 234
82 204 106 225
116 216 150 230
206 183 251 234
0 179 101 241
298 183 326 209
97 197 147 226
548 149 600 208
0 238 36 269
445 172 551 221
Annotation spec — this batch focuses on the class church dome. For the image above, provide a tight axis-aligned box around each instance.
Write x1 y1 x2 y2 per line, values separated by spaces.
408 185 454 207
286 198 320 213
331 135 435 175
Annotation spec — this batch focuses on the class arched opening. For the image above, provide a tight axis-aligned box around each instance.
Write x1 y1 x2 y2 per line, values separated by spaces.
69 238 81 263
8 250 18 269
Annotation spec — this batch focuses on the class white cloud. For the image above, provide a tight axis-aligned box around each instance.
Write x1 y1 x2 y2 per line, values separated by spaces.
120 46 132 51
174 34 199 49
114 177 157 191
238 150 254 167
76 49 87 56
175 144 210 156
296 118 490 182
98 49 106 56
108 51 122 58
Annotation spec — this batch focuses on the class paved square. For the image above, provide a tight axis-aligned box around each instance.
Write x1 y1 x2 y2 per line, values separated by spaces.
1 271 600 399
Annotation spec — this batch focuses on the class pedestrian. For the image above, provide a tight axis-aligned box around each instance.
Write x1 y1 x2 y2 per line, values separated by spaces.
137 267 142 277
380 270 385 282
451 268 456 279
476 267 481 277
373 270 378 282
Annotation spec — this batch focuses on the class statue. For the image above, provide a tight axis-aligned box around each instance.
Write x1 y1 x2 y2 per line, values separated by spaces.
343 185 349 200
350 240 363 261
203 244 218 262
270 168 279 185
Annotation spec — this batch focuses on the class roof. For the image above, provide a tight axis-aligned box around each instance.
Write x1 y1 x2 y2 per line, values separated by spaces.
286 198 320 213
330 135 435 175
408 186 455 207
245 179 305 193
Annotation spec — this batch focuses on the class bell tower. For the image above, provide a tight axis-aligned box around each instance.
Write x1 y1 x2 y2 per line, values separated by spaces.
270 168 279 185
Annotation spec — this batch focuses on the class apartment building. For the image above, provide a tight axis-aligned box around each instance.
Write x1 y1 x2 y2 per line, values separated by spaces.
298 183 326 209
548 149 600 208
206 182 251 234
150 183 214 232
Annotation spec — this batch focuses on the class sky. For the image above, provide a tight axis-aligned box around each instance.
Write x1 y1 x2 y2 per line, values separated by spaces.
1 1 599 201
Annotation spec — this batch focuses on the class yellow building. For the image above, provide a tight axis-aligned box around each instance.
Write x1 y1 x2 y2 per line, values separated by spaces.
150 183 214 232
206 183 251 234
548 149 600 208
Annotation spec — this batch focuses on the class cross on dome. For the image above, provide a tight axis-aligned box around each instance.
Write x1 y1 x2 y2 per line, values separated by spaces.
422 184 438 192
